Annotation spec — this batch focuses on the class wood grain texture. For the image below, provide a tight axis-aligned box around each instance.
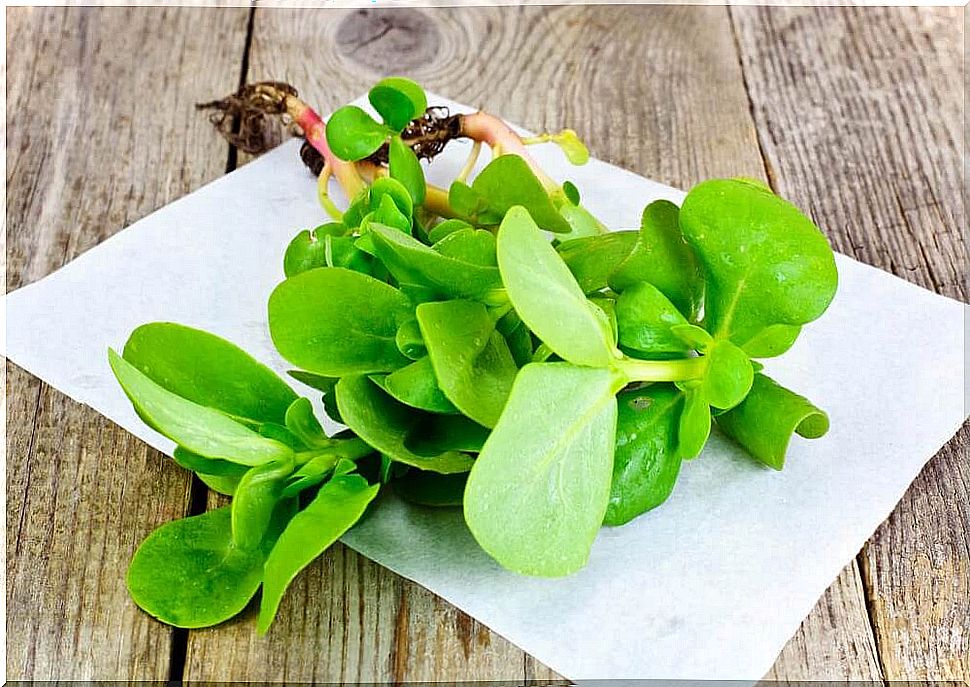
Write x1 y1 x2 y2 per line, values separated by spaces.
183 5 877 683
732 5 967 681
5 6 249 679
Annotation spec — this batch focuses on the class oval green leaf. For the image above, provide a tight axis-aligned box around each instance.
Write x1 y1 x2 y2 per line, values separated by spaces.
388 136 426 206
109 349 293 466
604 385 683 526
464 363 622 576
123 322 298 426
335 375 475 474
325 105 389 161
616 282 693 358
268 267 413 376
127 507 265 628
497 207 617 367
416 300 517 428
369 77 427 131
679 179 838 344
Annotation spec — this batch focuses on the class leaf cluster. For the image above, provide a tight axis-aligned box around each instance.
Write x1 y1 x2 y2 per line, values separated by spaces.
110 80 839 630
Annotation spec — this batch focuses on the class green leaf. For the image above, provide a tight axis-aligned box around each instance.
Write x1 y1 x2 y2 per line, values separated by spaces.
258 472 379 633
416 300 518 428
604 385 683 526
677 388 711 459
388 136 425 205
464 363 622 576
109 349 293 466
325 105 389 161
562 180 581 205
284 397 330 448
231 459 294 550
557 231 638 293
362 194 411 235
268 267 413 376
127 507 265 628
497 207 616 367
552 129 589 165
368 223 503 300
427 218 475 244
501 313 534 367
432 228 497 267
738 324 802 358
395 318 426 360
557 202 607 240
376 356 458 414
404 414 490 455
610 200 704 319
122 323 298 426
335 375 475 474
616 282 693 358
679 179 838 344
701 339 754 410
370 177 414 218
369 77 426 131
462 155 572 233
715 373 829 470
197 472 245 496
395 470 467 507
281 438 374 498
670 324 713 352
283 229 373 278
287 370 338 394
173 447 249 477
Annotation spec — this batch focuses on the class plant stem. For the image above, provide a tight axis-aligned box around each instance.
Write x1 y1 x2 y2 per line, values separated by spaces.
459 111 560 193
616 356 707 383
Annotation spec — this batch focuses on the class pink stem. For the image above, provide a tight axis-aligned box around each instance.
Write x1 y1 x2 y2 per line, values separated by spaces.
286 97 365 199
459 111 559 192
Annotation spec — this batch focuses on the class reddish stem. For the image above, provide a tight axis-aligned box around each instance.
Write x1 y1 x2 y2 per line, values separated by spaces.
459 112 559 192
285 97 365 199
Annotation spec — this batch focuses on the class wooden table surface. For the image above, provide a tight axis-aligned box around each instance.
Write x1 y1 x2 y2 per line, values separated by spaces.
6 5 967 682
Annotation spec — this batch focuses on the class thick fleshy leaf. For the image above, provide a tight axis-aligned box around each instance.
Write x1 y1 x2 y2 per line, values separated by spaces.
258 472 379 632
109 349 293 466
325 105 389 161
394 318 426 360
497 207 616 367
739 324 802 358
388 136 425 205
284 397 330 447
369 77 426 131
610 200 704 319
404 414 490 455
268 267 413 376
452 155 571 233
368 223 503 300
558 231 638 294
231 459 294 550
604 385 683 526
417 300 517 428
427 218 475 244
678 387 711 459
715 373 829 469
616 282 693 358
283 228 373 279
123 323 297 426
335 375 475 474
432 228 497 267
127 507 265 628
464 363 622 576
701 339 754 410
375 356 458 414
679 179 838 344
395 470 467 507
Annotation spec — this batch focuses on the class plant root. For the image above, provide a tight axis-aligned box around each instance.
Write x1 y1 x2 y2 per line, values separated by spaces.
196 81 301 155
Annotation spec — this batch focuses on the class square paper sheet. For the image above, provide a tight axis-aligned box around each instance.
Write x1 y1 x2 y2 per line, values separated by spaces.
4 96 967 680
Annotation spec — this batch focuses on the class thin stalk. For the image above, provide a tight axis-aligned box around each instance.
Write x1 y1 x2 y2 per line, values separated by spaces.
616 356 707 383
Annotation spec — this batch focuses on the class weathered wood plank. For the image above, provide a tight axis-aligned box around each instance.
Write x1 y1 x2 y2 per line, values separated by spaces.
184 5 876 682
5 6 249 679
732 5 967 680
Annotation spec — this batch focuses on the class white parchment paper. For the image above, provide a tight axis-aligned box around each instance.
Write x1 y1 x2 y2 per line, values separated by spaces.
4 96 966 680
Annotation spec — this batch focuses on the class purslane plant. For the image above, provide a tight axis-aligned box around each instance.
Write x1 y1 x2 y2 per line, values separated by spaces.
111 77 837 630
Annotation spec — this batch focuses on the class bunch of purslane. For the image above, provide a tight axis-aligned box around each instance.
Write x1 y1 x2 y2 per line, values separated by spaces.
109 78 837 632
